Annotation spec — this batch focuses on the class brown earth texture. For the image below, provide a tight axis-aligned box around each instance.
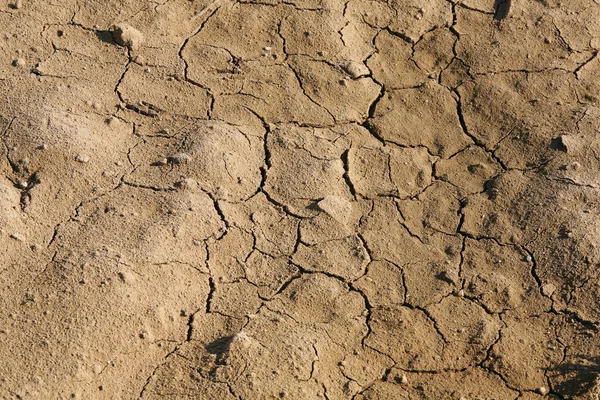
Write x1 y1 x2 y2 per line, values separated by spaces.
1 0 600 399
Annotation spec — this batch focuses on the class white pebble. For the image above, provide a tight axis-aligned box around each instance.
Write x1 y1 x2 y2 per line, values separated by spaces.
536 386 548 395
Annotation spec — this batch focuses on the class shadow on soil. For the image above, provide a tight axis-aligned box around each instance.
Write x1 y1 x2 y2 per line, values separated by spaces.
552 356 600 397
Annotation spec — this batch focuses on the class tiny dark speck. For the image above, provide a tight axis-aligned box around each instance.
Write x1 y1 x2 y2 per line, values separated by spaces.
494 0 512 20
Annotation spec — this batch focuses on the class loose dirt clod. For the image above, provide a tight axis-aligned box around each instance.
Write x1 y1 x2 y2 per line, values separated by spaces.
541 283 556 296
167 153 192 165
341 61 369 78
12 58 25 67
110 23 144 50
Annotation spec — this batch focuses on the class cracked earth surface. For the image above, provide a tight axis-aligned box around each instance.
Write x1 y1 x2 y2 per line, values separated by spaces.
1 0 600 399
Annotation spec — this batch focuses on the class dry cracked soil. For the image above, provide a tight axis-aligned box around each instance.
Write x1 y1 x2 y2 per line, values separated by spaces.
1 0 600 399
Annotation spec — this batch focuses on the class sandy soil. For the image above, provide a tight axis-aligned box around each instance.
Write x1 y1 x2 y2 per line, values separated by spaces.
1 0 600 399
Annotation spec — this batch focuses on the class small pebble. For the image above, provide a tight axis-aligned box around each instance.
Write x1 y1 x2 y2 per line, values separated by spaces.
75 154 90 163
14 0 22 9
144 67 151 73
263 46 271 51
428 72 437 79
12 58 25 67
37 144 47 150
536 386 548 395
9 233 24 241
400 374 408 384
17 181 28 189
